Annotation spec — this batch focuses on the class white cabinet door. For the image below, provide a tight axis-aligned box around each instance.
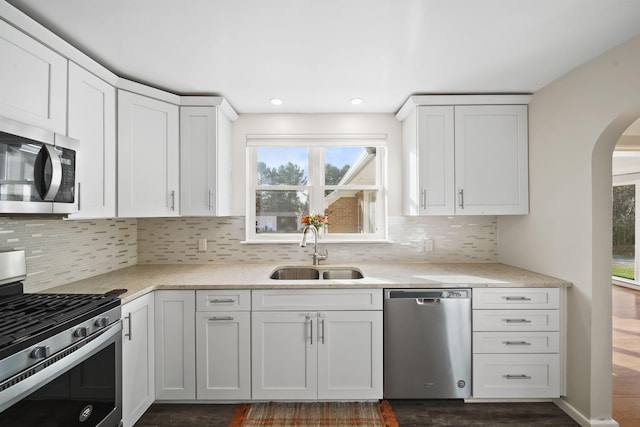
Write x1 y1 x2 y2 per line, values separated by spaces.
251 311 317 400
68 62 116 218
317 311 383 400
196 311 251 400
122 293 155 427
454 105 528 215
117 90 179 217
180 106 232 216
403 106 455 215
154 290 196 400
0 19 67 133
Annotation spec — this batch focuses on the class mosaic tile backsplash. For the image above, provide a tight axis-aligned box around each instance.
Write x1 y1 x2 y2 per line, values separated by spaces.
0 218 137 292
138 216 497 265
0 215 495 292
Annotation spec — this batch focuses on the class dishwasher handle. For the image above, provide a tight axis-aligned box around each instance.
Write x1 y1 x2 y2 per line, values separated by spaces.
416 298 441 305
385 289 470 299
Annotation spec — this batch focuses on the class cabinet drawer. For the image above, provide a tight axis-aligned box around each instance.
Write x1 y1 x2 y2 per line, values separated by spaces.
473 310 559 331
473 354 560 398
473 331 559 354
473 288 559 309
196 290 251 311
252 289 382 311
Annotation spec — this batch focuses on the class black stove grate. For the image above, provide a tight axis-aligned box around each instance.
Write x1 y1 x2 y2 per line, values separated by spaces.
0 293 120 354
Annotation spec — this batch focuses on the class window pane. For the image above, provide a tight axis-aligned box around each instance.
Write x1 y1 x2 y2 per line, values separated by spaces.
257 147 308 185
256 190 308 233
612 184 635 280
324 189 378 234
325 147 376 185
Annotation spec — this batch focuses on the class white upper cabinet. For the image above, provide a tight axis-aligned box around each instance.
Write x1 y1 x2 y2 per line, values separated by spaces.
68 62 116 218
455 105 529 215
0 19 67 133
399 95 530 216
117 90 180 217
403 106 455 215
180 102 235 216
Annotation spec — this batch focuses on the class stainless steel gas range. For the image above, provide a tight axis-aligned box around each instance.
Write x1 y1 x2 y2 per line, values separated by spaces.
0 250 122 427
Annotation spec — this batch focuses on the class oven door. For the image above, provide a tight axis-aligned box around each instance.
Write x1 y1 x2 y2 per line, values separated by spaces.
0 321 122 427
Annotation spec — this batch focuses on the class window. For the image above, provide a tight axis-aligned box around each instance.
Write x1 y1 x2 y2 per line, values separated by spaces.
246 135 386 242
613 183 636 281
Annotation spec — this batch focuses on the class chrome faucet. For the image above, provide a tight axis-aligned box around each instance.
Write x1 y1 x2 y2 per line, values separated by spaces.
300 225 328 265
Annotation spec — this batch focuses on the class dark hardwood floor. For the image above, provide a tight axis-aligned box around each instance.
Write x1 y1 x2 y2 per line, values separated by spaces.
135 400 578 426
612 284 640 427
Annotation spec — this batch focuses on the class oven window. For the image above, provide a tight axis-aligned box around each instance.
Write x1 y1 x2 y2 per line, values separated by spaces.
0 343 116 426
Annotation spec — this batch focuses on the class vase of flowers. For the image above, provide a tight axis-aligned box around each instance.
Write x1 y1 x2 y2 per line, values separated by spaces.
301 213 329 234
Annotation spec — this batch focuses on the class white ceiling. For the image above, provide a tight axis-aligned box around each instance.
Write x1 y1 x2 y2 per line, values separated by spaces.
6 0 640 114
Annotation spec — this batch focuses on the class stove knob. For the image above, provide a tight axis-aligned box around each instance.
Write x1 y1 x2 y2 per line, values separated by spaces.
73 327 88 338
30 345 51 359
94 317 108 328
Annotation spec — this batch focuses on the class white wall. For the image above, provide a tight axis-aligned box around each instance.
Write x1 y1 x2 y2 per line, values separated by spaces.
498 34 640 425
230 113 403 216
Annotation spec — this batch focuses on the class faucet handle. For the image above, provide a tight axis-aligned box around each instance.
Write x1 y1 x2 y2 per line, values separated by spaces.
316 249 328 263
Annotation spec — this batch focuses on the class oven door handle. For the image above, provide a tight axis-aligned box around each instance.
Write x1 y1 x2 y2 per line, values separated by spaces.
0 320 122 413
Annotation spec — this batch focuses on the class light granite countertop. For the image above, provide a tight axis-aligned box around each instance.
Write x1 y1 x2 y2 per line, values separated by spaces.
42 263 571 304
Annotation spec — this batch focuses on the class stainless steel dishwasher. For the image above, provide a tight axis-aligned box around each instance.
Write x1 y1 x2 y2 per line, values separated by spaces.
383 288 471 399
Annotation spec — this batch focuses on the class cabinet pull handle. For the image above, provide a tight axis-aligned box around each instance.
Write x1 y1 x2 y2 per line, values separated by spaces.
458 188 464 209
210 298 235 303
124 313 132 341
209 316 234 321
504 296 532 301
503 318 532 323
310 318 313 344
321 318 325 344
421 189 427 210
209 190 214 211
170 190 175 211
504 374 532 380
503 341 531 346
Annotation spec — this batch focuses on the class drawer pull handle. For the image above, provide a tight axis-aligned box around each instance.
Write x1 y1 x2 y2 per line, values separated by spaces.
503 318 532 323
504 296 532 301
504 341 531 346
209 316 234 321
210 298 235 303
504 374 532 380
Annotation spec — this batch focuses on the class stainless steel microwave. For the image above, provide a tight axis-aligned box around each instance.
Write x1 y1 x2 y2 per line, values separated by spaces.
0 116 78 215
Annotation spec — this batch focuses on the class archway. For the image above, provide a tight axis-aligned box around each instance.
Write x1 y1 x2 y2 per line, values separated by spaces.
592 107 640 425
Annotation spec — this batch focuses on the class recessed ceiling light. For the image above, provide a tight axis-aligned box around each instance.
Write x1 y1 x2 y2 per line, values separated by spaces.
350 98 363 105
270 98 283 106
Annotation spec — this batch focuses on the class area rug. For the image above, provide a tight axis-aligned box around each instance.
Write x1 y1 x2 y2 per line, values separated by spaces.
228 401 399 427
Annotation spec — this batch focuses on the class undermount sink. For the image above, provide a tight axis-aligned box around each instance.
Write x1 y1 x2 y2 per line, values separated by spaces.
269 267 320 280
270 266 364 280
322 268 364 280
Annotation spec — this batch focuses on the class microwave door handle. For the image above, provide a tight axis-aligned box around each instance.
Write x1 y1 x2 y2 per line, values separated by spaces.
34 145 63 201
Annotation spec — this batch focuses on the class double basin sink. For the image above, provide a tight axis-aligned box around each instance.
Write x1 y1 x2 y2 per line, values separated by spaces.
270 266 364 280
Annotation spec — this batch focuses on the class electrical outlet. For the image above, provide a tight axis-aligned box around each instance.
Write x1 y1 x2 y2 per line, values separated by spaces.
424 238 434 252
198 238 207 252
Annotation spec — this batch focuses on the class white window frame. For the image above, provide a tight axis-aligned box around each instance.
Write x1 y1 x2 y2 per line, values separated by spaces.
612 174 640 289
245 134 388 243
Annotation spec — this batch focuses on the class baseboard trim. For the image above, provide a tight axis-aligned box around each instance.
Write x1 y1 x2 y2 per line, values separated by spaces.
554 398 619 427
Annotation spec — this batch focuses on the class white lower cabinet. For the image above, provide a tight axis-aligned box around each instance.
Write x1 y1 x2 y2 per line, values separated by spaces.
251 289 383 400
472 288 561 398
122 293 155 427
196 290 251 400
154 290 196 400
